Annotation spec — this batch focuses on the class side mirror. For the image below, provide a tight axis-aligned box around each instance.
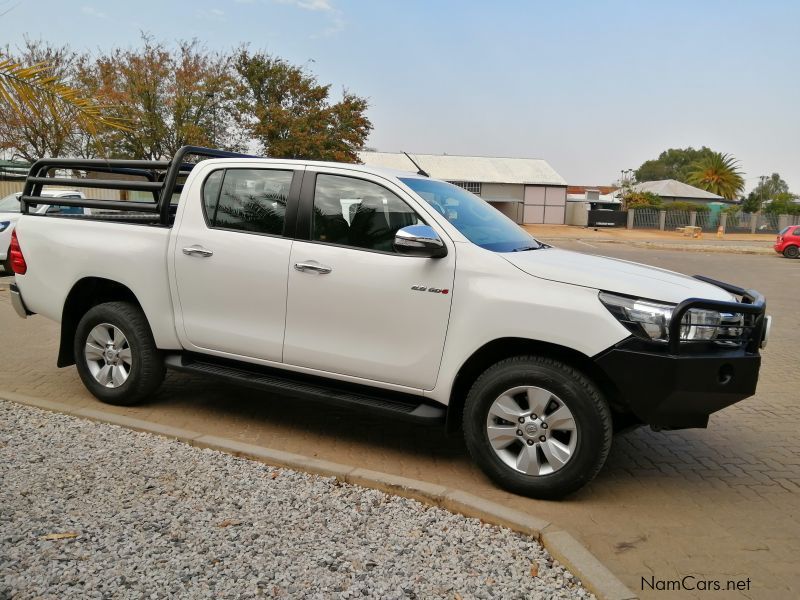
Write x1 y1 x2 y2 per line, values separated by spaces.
393 225 448 258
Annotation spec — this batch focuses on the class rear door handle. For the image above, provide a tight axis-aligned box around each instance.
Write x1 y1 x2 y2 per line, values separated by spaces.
182 245 214 258
294 261 332 274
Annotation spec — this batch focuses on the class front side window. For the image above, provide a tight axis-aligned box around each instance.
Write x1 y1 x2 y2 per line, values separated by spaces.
401 177 540 252
203 168 293 235
313 174 421 252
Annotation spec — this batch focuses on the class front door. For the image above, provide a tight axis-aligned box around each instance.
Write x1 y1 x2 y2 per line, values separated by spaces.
283 171 455 389
173 165 301 362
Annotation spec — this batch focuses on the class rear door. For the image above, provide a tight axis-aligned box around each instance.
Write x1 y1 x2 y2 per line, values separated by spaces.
172 164 302 362
282 169 455 389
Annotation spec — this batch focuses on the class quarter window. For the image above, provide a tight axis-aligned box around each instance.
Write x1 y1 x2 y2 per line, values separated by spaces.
203 169 293 236
313 174 421 252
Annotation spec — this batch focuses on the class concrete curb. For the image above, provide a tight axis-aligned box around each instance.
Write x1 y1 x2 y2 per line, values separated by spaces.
1 390 638 600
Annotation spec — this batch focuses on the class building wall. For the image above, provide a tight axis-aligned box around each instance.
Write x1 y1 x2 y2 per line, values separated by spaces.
479 183 524 223
565 201 589 226
480 183 525 203
523 185 567 224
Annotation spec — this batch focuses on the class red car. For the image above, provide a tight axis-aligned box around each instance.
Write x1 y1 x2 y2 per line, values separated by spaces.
775 225 800 258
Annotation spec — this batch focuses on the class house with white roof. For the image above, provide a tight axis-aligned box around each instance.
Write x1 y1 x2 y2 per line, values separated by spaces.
358 152 568 225
631 179 732 205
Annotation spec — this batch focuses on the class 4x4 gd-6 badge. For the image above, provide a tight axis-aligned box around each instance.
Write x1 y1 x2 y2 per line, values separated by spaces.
411 285 449 295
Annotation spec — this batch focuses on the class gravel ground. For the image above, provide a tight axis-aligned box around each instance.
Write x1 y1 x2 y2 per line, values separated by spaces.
0 401 593 600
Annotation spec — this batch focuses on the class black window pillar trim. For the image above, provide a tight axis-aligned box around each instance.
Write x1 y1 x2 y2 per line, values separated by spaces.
282 168 306 239
294 169 317 242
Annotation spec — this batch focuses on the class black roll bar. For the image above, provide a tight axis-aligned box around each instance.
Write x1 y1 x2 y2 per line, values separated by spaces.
21 145 255 225
668 276 767 354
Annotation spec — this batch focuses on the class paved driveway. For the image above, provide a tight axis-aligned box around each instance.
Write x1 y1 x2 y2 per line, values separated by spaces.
1 245 798 599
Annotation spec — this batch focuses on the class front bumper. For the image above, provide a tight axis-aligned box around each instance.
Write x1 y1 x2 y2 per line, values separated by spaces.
594 275 768 430
595 344 760 429
9 283 32 318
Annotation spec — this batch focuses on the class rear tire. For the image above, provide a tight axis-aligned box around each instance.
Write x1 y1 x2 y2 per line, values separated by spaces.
462 355 612 499
783 245 799 259
74 301 165 406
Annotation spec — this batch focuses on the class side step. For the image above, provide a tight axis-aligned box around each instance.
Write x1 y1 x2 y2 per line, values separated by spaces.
164 354 446 424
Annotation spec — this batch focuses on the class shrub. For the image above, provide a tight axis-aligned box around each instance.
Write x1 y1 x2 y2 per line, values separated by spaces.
624 191 662 209
664 201 709 212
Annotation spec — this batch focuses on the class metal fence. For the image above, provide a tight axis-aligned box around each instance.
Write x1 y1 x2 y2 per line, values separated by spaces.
726 212 787 234
694 210 721 231
633 208 659 229
664 210 691 230
725 211 753 233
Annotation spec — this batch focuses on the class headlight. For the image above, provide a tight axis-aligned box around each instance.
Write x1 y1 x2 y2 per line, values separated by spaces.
0 221 10 232
599 292 722 343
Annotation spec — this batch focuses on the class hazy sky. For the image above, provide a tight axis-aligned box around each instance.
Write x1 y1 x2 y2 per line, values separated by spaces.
3 0 798 192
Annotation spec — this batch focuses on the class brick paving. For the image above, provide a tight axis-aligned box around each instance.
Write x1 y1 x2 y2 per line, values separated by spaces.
1 245 798 599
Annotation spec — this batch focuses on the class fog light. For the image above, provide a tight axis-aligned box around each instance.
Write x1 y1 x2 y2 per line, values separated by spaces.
718 364 734 386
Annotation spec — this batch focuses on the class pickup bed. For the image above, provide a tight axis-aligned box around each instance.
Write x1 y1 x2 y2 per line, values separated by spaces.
9 146 771 498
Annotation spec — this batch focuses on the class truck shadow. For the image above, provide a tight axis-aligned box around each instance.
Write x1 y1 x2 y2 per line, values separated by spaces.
149 371 788 499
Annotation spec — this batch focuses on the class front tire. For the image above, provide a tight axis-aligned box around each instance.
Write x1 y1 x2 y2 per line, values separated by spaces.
783 245 799 259
463 356 612 499
74 301 165 406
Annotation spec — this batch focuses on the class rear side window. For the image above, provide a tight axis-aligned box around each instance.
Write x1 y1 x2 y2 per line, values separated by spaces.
794 227 800 236
203 169 293 236
312 174 421 252
47 197 84 215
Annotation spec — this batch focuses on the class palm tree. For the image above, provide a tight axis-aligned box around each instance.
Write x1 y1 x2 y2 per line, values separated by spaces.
687 152 745 200
0 56 127 135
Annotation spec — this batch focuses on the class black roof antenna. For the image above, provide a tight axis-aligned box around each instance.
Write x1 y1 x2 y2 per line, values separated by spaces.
403 152 429 177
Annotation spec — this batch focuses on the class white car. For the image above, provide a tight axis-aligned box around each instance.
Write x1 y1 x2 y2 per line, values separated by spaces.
8 147 770 498
0 189 87 273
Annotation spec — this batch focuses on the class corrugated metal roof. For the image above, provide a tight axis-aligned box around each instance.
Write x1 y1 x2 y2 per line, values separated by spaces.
632 179 725 200
358 152 566 186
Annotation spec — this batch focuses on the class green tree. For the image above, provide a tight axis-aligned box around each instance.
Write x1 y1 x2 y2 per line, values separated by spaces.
634 147 715 183
686 152 745 200
742 173 791 213
78 37 240 160
764 192 800 215
0 40 127 161
234 49 372 162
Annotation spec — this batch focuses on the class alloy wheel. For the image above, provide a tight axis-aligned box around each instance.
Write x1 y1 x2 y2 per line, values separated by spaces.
84 323 133 388
485 386 578 476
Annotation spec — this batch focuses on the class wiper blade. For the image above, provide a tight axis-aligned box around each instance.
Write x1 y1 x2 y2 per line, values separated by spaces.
512 245 541 252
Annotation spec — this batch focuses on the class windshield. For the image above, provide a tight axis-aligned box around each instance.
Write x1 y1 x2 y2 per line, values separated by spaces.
0 193 21 213
400 178 541 252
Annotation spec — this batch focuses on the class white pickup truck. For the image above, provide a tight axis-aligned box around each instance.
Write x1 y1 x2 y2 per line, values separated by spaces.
0 189 88 273
9 146 770 498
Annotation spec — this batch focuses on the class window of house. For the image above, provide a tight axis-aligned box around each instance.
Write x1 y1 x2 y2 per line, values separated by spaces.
203 169 293 236
448 181 482 196
313 174 421 252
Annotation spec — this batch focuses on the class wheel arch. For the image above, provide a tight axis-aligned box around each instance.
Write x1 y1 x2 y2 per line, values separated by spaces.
58 277 143 367
446 337 626 434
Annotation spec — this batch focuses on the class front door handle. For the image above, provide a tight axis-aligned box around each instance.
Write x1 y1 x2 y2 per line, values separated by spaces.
182 245 214 258
294 260 332 274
